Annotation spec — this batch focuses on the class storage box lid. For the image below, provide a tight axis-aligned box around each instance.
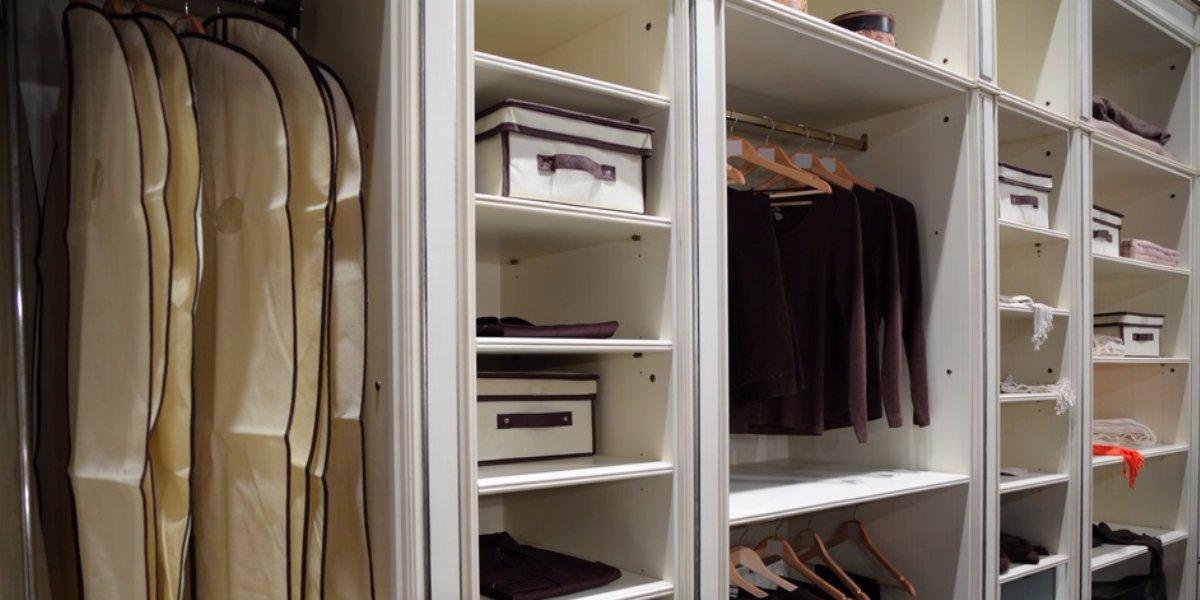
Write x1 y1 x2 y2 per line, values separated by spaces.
1092 205 1124 226
1094 312 1164 327
477 371 598 398
475 99 654 156
998 162 1053 191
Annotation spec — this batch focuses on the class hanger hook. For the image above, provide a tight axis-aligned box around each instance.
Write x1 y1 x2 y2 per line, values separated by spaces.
805 513 814 531
851 504 860 521
827 135 836 154
773 520 784 538
764 116 776 146
183 0 190 14
736 526 749 547
799 124 809 150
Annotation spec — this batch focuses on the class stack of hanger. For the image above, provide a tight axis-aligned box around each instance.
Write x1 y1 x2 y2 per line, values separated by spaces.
36 2 373 598
729 520 917 599
725 118 929 443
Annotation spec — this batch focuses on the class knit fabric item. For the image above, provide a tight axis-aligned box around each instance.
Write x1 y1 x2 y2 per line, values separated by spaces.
1092 444 1145 488
1001 375 1075 415
1093 418 1158 447
999 295 1055 350
1120 239 1180 267
1093 334 1126 357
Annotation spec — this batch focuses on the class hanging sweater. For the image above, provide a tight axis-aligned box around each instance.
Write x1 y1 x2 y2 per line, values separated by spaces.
876 188 931 426
728 187 870 441
853 186 905 427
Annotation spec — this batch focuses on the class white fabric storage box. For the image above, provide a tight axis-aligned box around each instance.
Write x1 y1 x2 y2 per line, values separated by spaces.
1094 312 1164 357
475 99 654 214
998 162 1052 228
1092 205 1124 257
477 372 597 465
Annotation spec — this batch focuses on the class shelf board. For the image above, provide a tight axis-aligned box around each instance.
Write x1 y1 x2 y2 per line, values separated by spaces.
998 92 1075 134
552 569 673 600
724 0 972 126
1000 393 1060 404
477 337 673 355
1091 524 1187 572
478 455 673 496
998 220 1070 248
476 194 671 261
729 459 970 526
999 304 1070 319
1000 472 1070 494
1092 253 1189 280
1091 130 1195 185
999 554 1069 584
1093 356 1190 365
1092 443 1188 467
474 52 670 120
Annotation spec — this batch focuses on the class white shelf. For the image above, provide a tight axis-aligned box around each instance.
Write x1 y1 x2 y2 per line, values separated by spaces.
477 337 673 355
998 220 1070 248
1092 443 1189 467
724 0 972 126
998 92 1075 133
1000 393 1060 404
476 194 671 261
1091 524 1187 571
1091 127 1195 180
478 455 673 496
1093 356 1190 365
999 554 1070 584
1000 472 1070 494
1093 253 1189 279
728 459 970 526
552 569 674 600
999 304 1070 319
475 52 670 120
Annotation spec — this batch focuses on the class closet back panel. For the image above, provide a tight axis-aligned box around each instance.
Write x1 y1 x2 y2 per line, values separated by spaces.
476 477 675 580
996 0 1073 115
1000 485 1072 555
804 0 972 77
1093 365 1190 446
1000 243 1072 309
1001 402 1072 474
1093 545 1188 600
1093 453 1189 531
475 0 671 96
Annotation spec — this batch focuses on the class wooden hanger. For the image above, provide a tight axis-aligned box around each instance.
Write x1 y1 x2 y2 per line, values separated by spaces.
793 529 870 600
730 545 800 598
132 0 151 12
727 136 831 195
818 153 875 192
755 535 849 599
790 152 855 190
173 1 207 35
727 163 747 186
825 519 916 596
102 0 128 13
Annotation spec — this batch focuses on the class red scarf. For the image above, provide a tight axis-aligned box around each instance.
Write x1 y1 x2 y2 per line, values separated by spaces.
1092 444 1145 488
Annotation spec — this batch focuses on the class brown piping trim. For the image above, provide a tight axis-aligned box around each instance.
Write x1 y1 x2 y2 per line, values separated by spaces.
478 371 598 380
479 451 596 466
998 176 1052 193
476 123 653 156
1092 218 1122 229
1092 205 1124 219
477 394 597 402
998 161 1052 178
476 98 655 133
1095 311 1166 319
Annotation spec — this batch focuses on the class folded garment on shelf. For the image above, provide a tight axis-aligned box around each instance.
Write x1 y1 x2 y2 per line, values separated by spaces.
479 532 622 600
999 294 1055 350
1093 334 1126 357
1000 532 1049 566
1093 96 1172 145
476 316 619 339
1092 523 1166 600
1000 466 1029 478
1092 444 1145 488
1092 120 1176 159
1093 418 1158 447
1000 375 1075 415
1120 239 1181 267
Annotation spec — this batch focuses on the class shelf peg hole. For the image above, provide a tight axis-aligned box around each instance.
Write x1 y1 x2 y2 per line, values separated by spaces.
945 369 952 375
509 258 519 265
632 234 642 241
1045 151 1052 157
942 116 949 123
633 352 643 358
374 381 381 391
649 374 656 382
645 22 652 31
942 58 949 65
1047 368 1054 374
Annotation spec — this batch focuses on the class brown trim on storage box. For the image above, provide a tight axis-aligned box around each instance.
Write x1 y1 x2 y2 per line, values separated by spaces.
478 372 599 381
476 98 656 134
1093 230 1113 242
1008 194 1040 208
1093 205 1124 219
1094 311 1166 320
479 451 595 467
999 176 1053 193
477 394 598 402
497 412 573 429
999 161 1053 178
1132 333 1156 342
476 123 653 156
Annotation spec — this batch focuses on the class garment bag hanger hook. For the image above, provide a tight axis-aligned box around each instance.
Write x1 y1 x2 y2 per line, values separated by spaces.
773 520 785 538
764 116 776 146
729 114 739 135
800 125 809 150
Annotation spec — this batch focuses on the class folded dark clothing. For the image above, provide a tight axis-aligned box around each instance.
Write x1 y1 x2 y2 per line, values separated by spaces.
477 316 619 339
1092 523 1166 600
1000 532 1049 565
479 532 622 600
1093 96 1171 145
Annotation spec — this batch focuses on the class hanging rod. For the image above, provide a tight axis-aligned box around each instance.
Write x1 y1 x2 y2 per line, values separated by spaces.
726 110 868 152
143 0 302 36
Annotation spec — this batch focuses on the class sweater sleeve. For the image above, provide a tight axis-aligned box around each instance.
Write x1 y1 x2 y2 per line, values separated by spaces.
890 193 931 426
876 197 905 427
839 191 870 442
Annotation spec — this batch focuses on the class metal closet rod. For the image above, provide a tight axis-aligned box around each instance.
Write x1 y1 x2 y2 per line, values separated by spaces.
726 109 868 152
142 0 302 33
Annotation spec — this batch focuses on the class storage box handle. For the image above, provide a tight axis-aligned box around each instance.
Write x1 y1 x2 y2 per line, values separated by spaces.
1009 194 1039 209
1132 333 1155 342
537 154 617 182
498 411 573 429
1093 230 1113 242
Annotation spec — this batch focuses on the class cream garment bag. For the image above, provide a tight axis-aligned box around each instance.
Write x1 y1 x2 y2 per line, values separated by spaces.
63 5 153 598
139 14 201 600
207 15 335 597
110 18 172 598
316 62 375 599
182 35 293 599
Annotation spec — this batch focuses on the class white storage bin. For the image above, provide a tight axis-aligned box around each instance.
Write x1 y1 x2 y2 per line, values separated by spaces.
998 162 1051 228
1092 205 1124 257
475 99 654 214
1094 312 1164 357
476 372 597 464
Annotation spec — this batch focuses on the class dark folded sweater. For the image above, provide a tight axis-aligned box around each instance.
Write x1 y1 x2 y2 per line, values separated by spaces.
1093 96 1171 145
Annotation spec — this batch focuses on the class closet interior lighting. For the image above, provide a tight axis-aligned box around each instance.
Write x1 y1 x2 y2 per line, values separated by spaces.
725 110 868 152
